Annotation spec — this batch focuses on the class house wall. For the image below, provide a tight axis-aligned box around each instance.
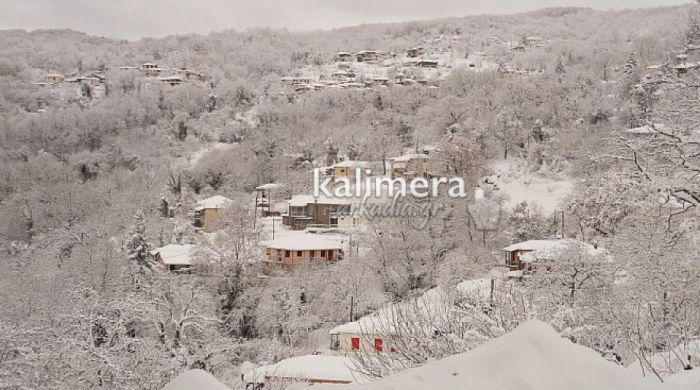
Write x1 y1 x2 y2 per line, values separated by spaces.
333 332 396 353
505 249 533 271
202 208 221 232
264 247 342 265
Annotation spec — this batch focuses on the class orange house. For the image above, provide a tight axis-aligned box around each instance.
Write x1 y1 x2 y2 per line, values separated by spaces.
262 233 343 265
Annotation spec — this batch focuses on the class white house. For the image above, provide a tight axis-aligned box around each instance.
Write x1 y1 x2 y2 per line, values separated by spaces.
503 239 606 271
152 244 197 271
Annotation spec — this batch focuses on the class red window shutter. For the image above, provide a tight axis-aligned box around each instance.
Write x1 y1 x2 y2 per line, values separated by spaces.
374 338 383 352
351 337 360 351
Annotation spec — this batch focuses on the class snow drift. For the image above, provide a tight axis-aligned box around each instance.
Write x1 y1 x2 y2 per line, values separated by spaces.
313 321 691 390
162 369 230 390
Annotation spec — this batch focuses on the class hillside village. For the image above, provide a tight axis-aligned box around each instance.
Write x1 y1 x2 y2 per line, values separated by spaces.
1 3 700 390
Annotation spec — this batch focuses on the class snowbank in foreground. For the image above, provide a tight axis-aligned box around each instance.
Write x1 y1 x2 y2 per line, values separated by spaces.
162 369 231 390
313 321 690 390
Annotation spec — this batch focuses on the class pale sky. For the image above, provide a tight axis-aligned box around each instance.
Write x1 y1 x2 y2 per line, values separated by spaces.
0 0 691 40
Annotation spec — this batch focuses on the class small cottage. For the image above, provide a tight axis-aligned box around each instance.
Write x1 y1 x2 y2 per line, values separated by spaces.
262 233 343 265
355 51 383 63
46 73 65 84
524 36 544 47
406 47 426 58
329 160 371 179
389 152 430 178
243 355 369 388
335 52 353 62
416 60 438 69
194 195 233 232
160 75 184 86
140 63 163 77
330 318 399 354
152 244 197 272
503 239 605 271
283 195 358 230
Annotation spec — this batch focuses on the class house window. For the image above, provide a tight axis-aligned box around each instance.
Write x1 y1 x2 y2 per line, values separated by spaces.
285 250 290 257
351 337 360 351
374 338 383 352
320 250 326 257
297 250 303 257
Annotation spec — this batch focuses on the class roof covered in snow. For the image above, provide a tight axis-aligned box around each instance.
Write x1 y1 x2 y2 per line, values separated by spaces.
162 369 230 390
243 355 369 384
625 125 657 134
152 244 196 266
195 195 232 210
330 278 495 336
264 233 343 251
256 183 283 190
288 194 352 207
504 239 607 263
331 160 371 169
316 321 671 390
390 153 429 163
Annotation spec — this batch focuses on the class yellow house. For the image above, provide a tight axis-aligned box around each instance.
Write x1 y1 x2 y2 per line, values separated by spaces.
47 73 65 84
262 233 343 266
330 161 371 179
140 63 163 77
194 195 232 232
389 153 430 178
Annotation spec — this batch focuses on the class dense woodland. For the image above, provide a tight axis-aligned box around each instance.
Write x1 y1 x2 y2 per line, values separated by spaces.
1 4 699 389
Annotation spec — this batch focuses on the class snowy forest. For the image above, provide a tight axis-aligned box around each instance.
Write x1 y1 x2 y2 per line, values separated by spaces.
1 3 700 390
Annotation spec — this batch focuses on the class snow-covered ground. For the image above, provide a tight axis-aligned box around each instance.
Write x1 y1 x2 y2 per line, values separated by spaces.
188 142 236 167
488 159 574 216
162 369 231 390
313 321 688 390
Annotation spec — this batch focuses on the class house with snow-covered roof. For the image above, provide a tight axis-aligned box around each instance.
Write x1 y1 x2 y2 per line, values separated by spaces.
46 73 65 84
388 152 431 179
283 194 358 230
330 278 498 354
160 75 184 86
140 63 163 77
355 51 383 63
242 354 369 388
262 233 343 265
406 47 426 58
335 52 354 62
503 238 606 272
194 195 233 232
152 244 197 272
327 160 372 179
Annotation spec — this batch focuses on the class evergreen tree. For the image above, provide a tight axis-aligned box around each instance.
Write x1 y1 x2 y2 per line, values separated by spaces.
623 52 638 75
554 56 566 80
159 196 169 218
126 211 153 275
